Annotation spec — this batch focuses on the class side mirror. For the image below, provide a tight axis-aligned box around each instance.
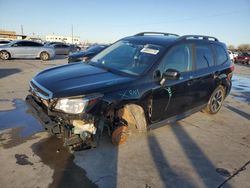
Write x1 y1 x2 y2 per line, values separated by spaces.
160 69 180 85
163 69 180 80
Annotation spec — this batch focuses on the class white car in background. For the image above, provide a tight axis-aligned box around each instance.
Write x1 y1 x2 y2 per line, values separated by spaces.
0 40 55 61
228 50 234 62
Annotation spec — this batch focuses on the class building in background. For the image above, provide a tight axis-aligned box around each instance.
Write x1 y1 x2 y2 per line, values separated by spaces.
45 35 80 44
0 30 26 40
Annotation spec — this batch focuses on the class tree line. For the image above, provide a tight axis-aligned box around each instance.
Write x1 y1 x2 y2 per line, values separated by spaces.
228 44 250 52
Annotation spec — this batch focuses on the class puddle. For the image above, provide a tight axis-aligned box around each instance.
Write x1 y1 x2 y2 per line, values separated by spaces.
232 74 250 93
231 74 250 103
0 99 43 137
32 136 97 188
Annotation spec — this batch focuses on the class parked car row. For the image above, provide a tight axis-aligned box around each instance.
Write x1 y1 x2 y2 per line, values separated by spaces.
227 50 250 65
0 40 55 61
234 52 250 65
68 44 109 63
0 39 106 61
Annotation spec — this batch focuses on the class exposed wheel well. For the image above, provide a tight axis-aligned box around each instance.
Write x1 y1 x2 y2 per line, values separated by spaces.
117 104 147 132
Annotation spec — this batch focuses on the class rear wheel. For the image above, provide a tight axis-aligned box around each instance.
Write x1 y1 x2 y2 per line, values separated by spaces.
203 85 225 114
0 51 10 60
40 52 49 61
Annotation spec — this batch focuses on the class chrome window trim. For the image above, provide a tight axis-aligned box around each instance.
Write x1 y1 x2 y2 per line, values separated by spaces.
30 79 53 100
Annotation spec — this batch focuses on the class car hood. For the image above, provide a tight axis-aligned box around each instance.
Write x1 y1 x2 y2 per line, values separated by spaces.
69 51 87 58
33 62 134 98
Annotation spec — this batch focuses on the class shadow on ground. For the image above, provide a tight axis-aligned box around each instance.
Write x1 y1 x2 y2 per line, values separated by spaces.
0 68 22 79
147 121 231 188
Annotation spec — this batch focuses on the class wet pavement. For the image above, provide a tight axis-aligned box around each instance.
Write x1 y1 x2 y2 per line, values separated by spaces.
232 74 250 92
0 99 43 137
0 99 97 188
32 136 97 188
231 74 250 104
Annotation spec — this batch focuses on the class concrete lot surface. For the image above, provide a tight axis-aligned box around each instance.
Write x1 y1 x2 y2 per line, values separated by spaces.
0 58 249 188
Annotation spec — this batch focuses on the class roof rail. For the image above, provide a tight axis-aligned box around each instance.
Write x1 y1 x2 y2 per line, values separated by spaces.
179 35 219 41
134 32 179 37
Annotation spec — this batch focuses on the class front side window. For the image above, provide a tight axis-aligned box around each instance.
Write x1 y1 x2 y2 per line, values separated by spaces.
195 44 214 70
159 44 192 73
90 40 163 76
12 41 24 47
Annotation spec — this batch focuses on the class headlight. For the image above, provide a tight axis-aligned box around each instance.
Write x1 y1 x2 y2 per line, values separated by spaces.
54 94 102 114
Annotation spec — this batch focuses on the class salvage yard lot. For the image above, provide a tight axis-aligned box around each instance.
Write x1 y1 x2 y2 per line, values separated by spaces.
0 58 250 188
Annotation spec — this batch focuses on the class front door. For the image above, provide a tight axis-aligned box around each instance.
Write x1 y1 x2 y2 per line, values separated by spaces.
151 43 195 122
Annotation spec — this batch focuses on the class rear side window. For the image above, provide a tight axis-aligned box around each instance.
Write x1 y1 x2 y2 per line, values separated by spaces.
213 44 228 65
159 44 192 73
195 44 214 70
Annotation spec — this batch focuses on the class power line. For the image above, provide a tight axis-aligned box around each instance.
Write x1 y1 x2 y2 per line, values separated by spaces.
114 9 250 28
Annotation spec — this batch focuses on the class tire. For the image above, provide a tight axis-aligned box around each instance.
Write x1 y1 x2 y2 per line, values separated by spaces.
203 85 225 114
40 52 49 61
0 51 10 60
112 126 129 145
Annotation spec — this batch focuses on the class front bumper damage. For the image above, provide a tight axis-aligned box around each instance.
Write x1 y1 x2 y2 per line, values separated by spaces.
26 95 103 149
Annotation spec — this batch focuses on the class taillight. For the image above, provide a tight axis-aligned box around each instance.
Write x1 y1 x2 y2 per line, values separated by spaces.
230 64 235 72
227 64 234 80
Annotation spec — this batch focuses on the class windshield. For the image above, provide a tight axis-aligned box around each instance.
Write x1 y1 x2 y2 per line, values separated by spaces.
90 40 163 76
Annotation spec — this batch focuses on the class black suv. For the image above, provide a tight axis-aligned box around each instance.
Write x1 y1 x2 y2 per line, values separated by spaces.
26 32 234 149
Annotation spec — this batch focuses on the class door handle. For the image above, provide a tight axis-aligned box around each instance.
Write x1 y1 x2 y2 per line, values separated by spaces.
187 80 194 86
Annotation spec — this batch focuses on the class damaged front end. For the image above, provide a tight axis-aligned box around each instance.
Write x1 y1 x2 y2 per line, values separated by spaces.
26 80 105 150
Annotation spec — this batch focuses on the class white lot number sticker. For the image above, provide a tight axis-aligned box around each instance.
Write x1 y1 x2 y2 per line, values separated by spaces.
140 47 159 55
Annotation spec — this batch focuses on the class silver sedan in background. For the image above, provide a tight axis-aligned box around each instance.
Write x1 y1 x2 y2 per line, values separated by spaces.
0 40 55 61
50 43 80 55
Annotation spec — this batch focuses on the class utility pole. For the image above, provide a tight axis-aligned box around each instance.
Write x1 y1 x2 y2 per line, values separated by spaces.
21 25 23 35
71 24 73 44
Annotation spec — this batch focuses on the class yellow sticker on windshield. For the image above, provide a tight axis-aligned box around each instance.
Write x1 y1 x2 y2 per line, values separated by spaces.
140 47 159 55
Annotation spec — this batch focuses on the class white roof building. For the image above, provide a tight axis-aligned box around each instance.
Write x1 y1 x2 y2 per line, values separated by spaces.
45 35 80 44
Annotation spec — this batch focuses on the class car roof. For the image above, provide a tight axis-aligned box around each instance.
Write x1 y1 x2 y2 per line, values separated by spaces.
123 33 221 47
123 35 178 46
10 40 41 43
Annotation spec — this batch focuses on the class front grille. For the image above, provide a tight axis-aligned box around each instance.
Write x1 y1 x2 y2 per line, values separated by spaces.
30 80 52 100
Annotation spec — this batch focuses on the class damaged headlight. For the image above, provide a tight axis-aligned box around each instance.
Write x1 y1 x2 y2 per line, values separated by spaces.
54 94 102 114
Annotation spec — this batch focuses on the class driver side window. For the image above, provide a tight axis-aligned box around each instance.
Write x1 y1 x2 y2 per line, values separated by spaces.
159 44 193 74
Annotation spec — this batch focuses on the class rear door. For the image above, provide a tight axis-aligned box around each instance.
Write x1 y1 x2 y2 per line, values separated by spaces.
188 42 216 108
61 44 70 54
53 44 61 54
151 43 195 122
25 41 43 57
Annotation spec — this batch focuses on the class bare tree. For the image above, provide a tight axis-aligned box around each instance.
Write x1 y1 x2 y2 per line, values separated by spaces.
238 44 250 52
227 45 235 51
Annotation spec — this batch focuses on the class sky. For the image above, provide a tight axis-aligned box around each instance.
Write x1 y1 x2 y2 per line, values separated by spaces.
0 0 250 46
